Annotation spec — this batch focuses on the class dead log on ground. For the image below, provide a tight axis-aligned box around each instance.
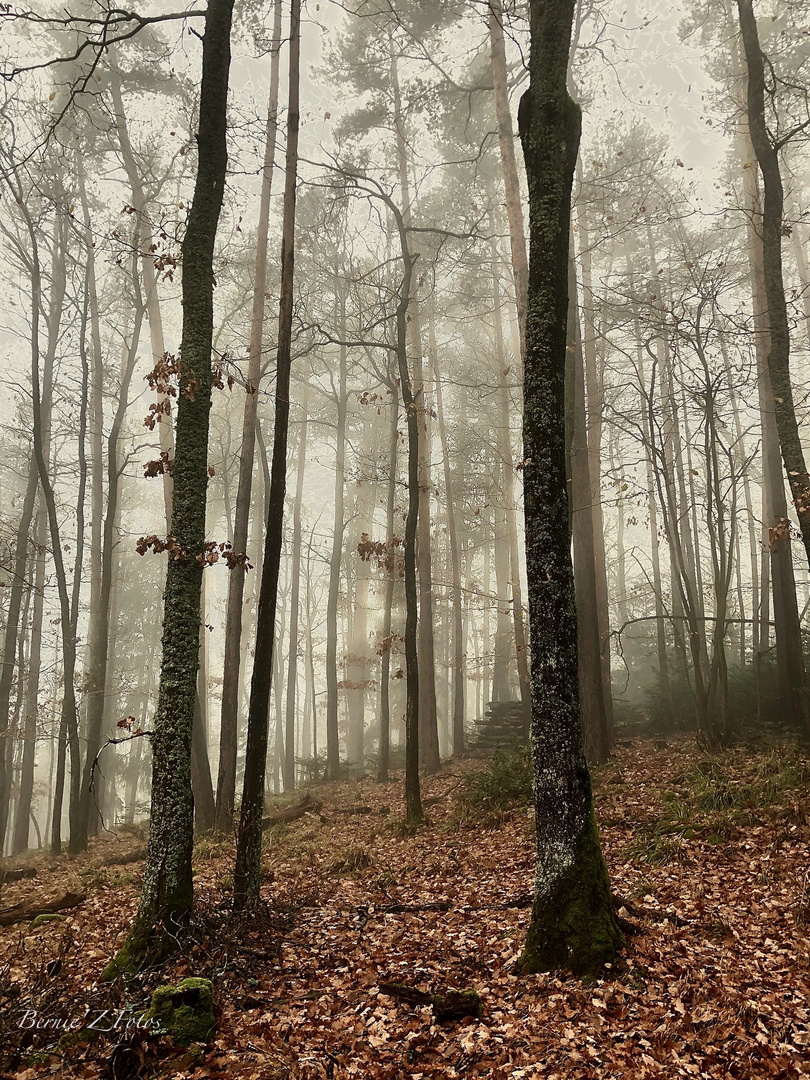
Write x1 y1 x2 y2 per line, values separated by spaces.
0 891 86 927
0 867 37 885
262 793 323 829
378 982 482 1022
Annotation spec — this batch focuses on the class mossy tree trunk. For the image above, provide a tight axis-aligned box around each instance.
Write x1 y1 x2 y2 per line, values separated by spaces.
104 0 234 975
516 0 622 977
233 0 300 910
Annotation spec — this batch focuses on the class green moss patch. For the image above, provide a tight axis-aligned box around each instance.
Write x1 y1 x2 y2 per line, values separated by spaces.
145 977 215 1046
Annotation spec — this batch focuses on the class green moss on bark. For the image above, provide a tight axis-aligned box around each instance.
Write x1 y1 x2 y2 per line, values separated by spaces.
145 977 215 1046
518 808 623 978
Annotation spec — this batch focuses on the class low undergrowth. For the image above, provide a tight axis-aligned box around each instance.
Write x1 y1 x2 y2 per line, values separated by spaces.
450 744 534 827
628 743 809 865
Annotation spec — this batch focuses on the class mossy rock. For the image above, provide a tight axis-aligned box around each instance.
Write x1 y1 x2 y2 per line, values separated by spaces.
30 914 66 928
145 977 215 1046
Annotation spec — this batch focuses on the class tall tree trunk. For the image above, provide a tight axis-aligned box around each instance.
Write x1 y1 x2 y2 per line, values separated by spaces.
14 204 82 855
0 452 38 851
569 257 610 764
0 208 62 852
326 312 348 781
192 621 216 832
12 499 46 856
377 367 399 781
490 237 531 709
737 1 810 612
575 180 613 732
390 44 439 774
429 314 465 754
216 0 283 830
737 122 807 730
516 0 621 976
109 71 175 526
233 0 300 909
284 392 308 791
347 418 373 767
74 249 144 852
489 0 528 355
633 311 673 724
104 0 235 977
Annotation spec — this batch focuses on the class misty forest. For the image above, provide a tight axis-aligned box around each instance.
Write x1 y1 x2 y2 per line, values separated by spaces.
1 0 810 1076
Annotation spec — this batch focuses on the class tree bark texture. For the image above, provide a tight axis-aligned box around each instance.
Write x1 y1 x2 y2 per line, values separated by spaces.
517 0 622 976
104 0 235 975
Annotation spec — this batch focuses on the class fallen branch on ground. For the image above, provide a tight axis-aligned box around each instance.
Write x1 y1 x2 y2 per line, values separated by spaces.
0 891 86 927
378 982 483 1022
262 793 323 828
0 867 37 884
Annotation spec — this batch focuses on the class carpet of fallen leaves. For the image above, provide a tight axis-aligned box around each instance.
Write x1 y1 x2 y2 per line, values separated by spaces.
1 737 810 1079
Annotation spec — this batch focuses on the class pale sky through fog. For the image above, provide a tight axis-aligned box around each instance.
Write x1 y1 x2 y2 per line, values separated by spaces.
0 0 746 452
585 0 729 206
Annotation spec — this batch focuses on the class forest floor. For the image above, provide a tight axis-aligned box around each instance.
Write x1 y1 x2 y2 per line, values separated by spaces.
1 736 810 1079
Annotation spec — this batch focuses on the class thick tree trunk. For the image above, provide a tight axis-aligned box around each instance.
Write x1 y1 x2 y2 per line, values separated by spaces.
233 0 300 909
104 0 234 977
516 0 621 976
216 0 283 830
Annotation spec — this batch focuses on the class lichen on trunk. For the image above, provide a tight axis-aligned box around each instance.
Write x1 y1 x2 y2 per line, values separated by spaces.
516 0 622 978
103 0 234 978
